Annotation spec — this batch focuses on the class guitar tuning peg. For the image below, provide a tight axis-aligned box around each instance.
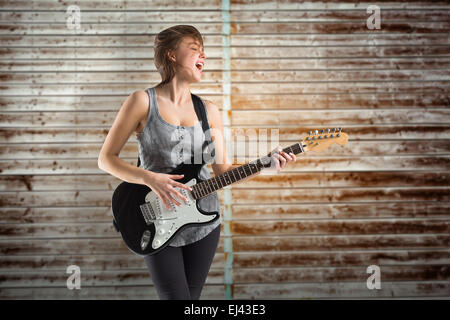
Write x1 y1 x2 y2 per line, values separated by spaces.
337 133 340 137
306 137 310 141
320 129 324 134
314 130 318 135
332 128 336 132
327 128 330 133
338 127 342 132
308 131 312 135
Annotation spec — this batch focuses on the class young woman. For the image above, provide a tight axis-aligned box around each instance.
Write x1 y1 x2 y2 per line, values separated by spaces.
98 25 296 300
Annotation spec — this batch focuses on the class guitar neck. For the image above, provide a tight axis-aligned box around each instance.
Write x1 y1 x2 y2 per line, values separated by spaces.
191 142 306 199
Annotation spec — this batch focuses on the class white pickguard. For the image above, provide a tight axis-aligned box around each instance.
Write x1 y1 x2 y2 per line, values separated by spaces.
143 178 216 250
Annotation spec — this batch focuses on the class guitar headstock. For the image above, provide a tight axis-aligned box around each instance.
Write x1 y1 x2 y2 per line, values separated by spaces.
302 128 348 153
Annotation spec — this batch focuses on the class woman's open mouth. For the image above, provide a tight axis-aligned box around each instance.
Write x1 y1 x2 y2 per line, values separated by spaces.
195 61 204 72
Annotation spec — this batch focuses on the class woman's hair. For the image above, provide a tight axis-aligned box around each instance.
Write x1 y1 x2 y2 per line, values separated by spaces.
154 25 204 85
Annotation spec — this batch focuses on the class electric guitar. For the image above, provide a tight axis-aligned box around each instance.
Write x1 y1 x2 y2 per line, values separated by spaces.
112 128 348 256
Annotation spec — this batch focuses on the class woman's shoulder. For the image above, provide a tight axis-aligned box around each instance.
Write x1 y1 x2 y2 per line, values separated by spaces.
118 89 150 138
129 89 149 106
122 89 150 116
200 97 221 130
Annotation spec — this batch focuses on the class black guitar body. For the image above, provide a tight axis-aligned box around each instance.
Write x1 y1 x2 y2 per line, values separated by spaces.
111 161 219 256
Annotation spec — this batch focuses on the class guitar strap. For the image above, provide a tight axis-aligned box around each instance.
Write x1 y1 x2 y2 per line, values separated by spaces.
113 93 215 233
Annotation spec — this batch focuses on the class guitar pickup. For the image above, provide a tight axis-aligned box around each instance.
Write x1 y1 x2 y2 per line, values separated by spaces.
140 203 156 225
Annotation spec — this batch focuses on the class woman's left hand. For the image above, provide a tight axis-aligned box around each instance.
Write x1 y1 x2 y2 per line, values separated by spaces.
268 145 297 173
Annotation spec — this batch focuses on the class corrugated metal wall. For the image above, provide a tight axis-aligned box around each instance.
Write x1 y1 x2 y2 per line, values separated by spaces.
1 0 449 299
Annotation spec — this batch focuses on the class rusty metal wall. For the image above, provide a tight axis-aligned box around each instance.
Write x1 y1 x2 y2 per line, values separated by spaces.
0 0 449 299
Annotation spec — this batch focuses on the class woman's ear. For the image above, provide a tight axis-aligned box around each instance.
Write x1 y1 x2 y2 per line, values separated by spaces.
167 50 176 63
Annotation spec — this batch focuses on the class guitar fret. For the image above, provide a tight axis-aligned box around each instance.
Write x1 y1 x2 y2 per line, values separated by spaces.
208 178 215 192
222 172 228 186
204 180 211 194
225 171 232 185
256 159 263 170
193 186 198 198
201 183 207 197
215 177 221 189
211 177 218 190
239 166 246 179
236 167 242 179
231 169 238 183
230 170 235 184
298 142 305 154
216 175 221 188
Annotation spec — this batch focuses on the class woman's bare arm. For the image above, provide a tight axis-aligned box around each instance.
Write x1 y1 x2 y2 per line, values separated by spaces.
98 90 192 210
98 90 155 185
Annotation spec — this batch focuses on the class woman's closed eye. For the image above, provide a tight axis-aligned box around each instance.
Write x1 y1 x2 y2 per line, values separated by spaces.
191 47 204 54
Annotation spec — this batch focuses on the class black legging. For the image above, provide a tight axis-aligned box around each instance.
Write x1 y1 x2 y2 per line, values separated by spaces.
144 224 221 300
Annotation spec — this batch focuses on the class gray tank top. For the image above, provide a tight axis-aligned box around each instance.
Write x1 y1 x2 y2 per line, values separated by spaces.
136 86 222 247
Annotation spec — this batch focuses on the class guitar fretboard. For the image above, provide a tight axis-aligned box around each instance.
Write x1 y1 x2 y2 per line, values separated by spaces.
191 142 306 199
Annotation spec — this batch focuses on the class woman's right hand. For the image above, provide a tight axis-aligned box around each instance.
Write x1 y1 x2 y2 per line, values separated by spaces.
143 172 192 210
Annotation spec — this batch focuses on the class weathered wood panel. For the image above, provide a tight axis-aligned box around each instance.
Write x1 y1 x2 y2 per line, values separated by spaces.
232 282 450 299
0 285 225 300
1 202 449 226
2 59 450 74
1 92 450 113
1 157 449 174
2 126 450 143
1 233 449 255
0 269 225 287
1 0 449 300
2 109 449 127
0 218 448 239
0 253 225 272
1 171 449 191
